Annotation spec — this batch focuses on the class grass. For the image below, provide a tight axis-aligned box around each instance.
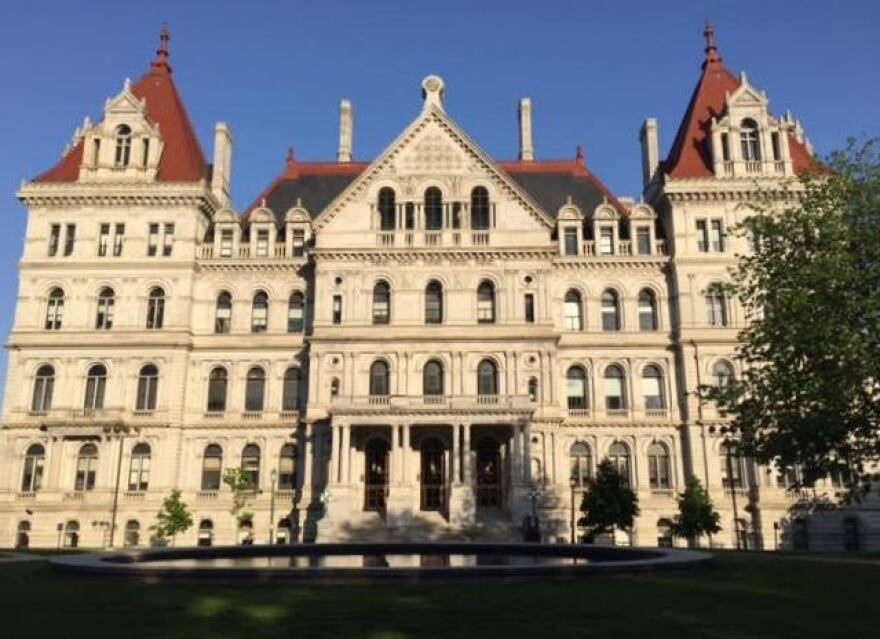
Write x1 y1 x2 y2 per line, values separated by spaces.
0 551 873 638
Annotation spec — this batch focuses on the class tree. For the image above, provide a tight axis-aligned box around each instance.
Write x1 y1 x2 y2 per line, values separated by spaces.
670 477 721 547
223 468 255 539
705 139 880 497
579 459 639 543
151 489 193 545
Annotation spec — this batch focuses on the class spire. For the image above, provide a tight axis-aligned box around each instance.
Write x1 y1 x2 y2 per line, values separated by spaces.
151 24 172 72
703 20 721 66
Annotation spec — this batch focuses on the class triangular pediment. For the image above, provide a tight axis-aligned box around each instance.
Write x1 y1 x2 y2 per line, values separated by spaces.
312 104 555 231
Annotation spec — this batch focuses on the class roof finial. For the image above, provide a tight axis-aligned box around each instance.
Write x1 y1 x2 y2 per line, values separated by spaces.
575 144 584 163
703 20 720 64
286 146 296 167
152 24 172 71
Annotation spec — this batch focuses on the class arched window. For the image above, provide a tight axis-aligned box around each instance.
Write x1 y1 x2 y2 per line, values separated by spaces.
642 365 665 410
638 289 658 331
476 281 496 324
114 124 132 167
206 367 228 412
287 291 304 333
369 360 390 396
75 443 98 491
372 281 391 325
282 367 300 411
471 186 490 230
378 187 396 231
604 365 627 410
330 377 340 397
201 444 223 490
705 284 729 326
740 118 761 162
712 360 735 387
528 377 539 402
215 291 232 333
425 280 443 324
64 521 80 548
124 520 140 547
21 443 45 492
276 519 292 545
16 521 31 550
570 442 592 488
607 442 630 483
241 443 261 489
278 443 297 490
136 364 159 411
251 291 269 333
647 442 671 489
96 287 115 329
424 186 443 231
31 364 55 412
566 366 588 410
720 441 744 489
128 443 151 491
657 518 674 548
197 519 214 546
563 290 583 331
601 289 621 331
83 364 107 410
244 366 266 412
45 288 64 330
146 287 165 329
423 360 444 396
477 359 498 396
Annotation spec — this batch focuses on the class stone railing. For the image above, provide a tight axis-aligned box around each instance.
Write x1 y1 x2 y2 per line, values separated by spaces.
330 394 533 412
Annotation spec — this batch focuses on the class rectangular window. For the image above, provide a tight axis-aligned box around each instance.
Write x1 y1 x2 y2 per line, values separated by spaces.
256 229 269 257
63 224 76 256
219 230 233 258
710 220 724 252
114 223 125 256
163 223 174 256
524 293 535 323
292 230 305 257
98 223 110 257
563 228 578 256
599 227 614 255
771 132 781 161
332 295 342 325
721 133 730 162
48 224 61 257
696 219 708 252
636 226 651 255
148 223 160 256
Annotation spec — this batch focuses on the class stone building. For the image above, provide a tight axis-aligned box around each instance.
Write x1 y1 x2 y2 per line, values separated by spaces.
1 25 860 551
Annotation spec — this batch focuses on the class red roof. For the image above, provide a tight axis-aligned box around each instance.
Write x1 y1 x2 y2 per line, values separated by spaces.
34 27 206 184
664 24 814 178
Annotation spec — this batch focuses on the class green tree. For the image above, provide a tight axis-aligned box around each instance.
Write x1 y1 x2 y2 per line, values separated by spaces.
670 476 721 547
223 468 255 531
705 139 880 497
579 459 639 543
151 489 193 545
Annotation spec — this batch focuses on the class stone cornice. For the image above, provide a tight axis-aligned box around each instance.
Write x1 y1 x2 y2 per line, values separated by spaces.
17 181 217 215
656 177 805 204
310 247 556 263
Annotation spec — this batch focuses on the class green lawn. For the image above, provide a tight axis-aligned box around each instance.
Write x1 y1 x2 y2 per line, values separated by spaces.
0 551 873 638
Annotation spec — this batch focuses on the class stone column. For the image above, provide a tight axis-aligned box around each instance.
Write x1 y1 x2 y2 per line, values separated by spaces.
330 424 340 485
450 424 459 485
300 422 313 495
511 424 522 486
462 424 471 484
522 422 531 484
341 424 351 484
402 424 411 484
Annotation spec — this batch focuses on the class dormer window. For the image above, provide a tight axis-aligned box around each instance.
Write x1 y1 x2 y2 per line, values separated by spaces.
740 119 761 162
114 125 132 167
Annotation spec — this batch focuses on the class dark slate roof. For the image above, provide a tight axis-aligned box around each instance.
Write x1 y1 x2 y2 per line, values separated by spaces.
264 173 362 220
504 171 613 218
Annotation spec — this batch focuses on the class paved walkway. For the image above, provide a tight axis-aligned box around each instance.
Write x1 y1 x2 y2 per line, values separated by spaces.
0 552 45 563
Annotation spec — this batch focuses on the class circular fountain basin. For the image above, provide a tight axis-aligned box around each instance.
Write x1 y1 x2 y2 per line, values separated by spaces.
51 542 711 582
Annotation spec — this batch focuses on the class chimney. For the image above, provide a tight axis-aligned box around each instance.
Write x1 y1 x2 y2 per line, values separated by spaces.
337 99 353 163
640 118 659 188
211 122 233 207
518 98 534 161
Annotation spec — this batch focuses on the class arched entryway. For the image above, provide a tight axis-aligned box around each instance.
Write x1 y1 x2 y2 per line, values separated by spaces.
475 436 502 508
364 437 390 512
420 438 446 512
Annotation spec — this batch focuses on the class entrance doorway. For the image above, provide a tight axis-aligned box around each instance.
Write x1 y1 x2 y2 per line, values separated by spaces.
476 437 502 508
364 438 390 512
420 438 446 512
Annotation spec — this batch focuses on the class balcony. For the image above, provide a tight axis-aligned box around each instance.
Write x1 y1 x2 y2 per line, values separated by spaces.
198 244 306 261
330 394 534 414
374 230 490 249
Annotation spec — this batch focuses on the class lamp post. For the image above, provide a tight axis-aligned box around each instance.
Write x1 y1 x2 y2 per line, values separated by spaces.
569 477 578 544
269 468 278 545
56 522 63 554
721 426 742 551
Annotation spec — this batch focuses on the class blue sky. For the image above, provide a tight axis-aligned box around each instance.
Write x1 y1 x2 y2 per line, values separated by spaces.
0 0 877 397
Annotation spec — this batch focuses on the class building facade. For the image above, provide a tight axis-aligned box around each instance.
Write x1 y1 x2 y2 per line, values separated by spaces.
1 25 861 551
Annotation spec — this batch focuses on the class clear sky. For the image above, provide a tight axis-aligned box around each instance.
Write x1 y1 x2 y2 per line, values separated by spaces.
0 0 877 398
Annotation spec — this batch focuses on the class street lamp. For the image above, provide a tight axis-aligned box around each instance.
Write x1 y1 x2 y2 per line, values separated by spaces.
269 468 278 545
56 522 63 554
569 477 578 544
720 426 742 551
